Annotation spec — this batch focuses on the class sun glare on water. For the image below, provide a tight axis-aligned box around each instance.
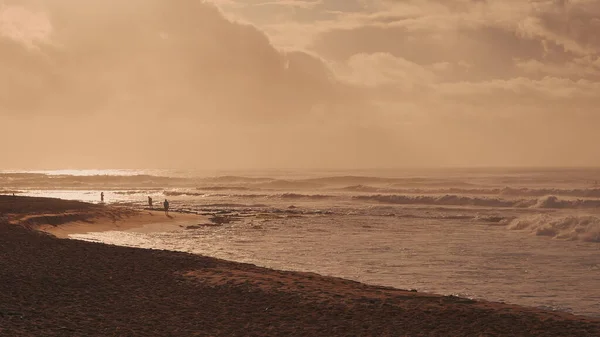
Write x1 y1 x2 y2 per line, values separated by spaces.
3 169 148 176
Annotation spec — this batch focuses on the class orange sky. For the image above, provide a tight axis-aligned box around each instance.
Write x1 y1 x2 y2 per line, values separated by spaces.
1 0 600 169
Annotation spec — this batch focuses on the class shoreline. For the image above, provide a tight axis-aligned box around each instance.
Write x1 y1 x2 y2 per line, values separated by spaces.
1 195 599 336
2 195 204 239
36 209 204 239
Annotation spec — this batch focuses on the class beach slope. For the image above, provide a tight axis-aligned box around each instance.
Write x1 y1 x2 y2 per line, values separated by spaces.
0 196 598 336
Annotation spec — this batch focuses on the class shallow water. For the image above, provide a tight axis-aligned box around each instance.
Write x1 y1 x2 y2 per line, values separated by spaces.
4 168 600 317
71 210 600 317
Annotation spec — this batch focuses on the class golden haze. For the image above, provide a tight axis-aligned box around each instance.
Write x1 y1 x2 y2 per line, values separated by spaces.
1 0 600 169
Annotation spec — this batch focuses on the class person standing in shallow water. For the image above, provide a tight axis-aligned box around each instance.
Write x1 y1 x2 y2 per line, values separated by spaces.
148 196 153 209
100 192 104 203
163 199 169 216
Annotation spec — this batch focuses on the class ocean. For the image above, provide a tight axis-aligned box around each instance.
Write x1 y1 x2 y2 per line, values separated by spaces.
2 168 599 317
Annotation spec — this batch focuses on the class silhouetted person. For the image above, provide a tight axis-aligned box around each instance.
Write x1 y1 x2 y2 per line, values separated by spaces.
163 199 169 216
100 192 104 203
148 196 153 209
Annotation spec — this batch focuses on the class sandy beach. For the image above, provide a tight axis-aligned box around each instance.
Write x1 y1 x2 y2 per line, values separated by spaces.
1 195 599 336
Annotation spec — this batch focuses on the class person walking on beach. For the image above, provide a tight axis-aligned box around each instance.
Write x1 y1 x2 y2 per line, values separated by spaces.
163 199 169 216
148 196 153 209
100 192 104 203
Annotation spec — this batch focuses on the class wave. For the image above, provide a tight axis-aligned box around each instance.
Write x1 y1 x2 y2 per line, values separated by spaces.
274 193 333 200
5 170 600 197
299 176 475 187
341 185 494 194
341 185 600 198
163 191 268 198
163 190 335 200
499 187 600 198
201 203 269 208
196 186 252 191
533 196 600 209
114 190 162 195
255 180 324 189
354 194 523 208
192 176 476 189
200 176 273 184
0 173 191 189
354 194 600 209
197 176 476 189
508 214 600 242
302 176 405 185
164 191 205 197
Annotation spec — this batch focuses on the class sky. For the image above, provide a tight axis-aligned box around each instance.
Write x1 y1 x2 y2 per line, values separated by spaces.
1 0 599 169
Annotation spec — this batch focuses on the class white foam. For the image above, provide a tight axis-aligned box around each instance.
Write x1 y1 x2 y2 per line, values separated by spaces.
508 214 600 242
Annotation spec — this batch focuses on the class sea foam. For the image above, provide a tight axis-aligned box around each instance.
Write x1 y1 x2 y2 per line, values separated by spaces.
508 214 600 242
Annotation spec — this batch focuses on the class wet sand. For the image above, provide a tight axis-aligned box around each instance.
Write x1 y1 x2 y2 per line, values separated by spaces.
1 195 599 336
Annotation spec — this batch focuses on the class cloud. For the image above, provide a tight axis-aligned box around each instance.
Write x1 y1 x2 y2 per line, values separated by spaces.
2 0 600 168
0 0 398 169
0 4 51 47
231 0 596 82
515 56 600 79
0 0 353 123
294 0 600 113
436 76 600 106
248 0 322 9
516 0 600 56
338 52 437 87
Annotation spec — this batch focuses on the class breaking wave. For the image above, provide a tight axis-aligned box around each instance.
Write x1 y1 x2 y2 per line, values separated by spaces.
532 196 600 209
199 176 476 189
163 191 267 198
114 190 161 195
341 185 600 198
196 186 252 191
354 194 600 209
255 180 324 189
499 187 600 198
508 214 600 242
5 170 600 196
163 191 334 200
275 193 333 200
354 194 525 208
200 176 273 184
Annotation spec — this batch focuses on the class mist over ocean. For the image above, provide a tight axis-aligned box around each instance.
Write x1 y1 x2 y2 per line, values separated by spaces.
2 167 599 317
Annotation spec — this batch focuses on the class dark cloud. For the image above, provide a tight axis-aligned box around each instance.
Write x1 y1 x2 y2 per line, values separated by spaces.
307 0 599 82
312 24 553 81
521 0 600 55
